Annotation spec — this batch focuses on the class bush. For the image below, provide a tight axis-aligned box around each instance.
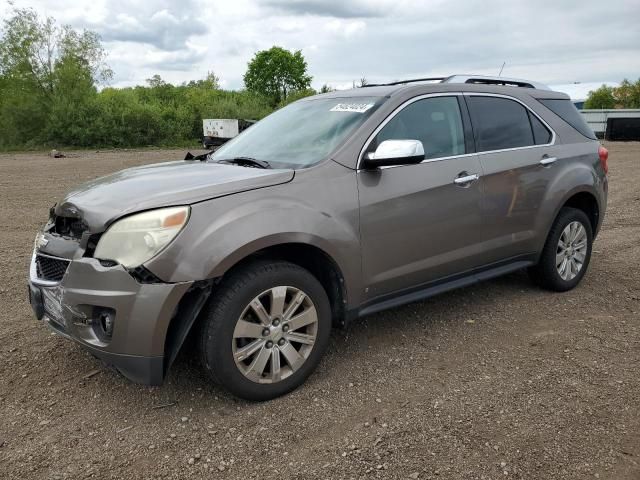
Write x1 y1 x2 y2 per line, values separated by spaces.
0 82 277 149
0 9 310 150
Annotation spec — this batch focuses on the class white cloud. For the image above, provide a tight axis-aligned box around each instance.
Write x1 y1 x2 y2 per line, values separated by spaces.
94 0 208 51
260 0 395 18
325 19 366 37
1 0 638 91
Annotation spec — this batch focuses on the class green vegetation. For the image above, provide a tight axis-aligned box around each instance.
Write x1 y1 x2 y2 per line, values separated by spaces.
0 9 315 150
584 79 640 109
243 46 312 106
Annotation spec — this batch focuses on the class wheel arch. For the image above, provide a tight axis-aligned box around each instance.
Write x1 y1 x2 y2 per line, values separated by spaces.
161 239 351 379
212 240 350 328
551 186 601 235
561 190 600 235
537 185 601 262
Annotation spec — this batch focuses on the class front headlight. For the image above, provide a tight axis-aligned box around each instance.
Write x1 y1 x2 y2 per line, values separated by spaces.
94 206 190 268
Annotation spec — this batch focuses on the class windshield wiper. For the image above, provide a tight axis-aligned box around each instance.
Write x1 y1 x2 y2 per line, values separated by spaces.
216 157 271 169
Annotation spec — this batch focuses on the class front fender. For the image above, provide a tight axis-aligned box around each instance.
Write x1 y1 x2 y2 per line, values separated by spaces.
144 162 362 305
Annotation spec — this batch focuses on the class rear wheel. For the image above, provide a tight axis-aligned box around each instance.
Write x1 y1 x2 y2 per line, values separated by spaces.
199 261 331 401
529 207 593 291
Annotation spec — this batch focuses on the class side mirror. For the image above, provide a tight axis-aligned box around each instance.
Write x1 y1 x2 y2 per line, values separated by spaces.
361 139 425 169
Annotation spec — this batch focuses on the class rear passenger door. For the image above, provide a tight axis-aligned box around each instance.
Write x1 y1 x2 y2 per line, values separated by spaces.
464 94 557 262
358 95 485 299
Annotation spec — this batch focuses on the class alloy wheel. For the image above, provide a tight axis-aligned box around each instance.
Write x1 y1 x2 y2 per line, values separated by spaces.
556 221 588 281
232 286 318 383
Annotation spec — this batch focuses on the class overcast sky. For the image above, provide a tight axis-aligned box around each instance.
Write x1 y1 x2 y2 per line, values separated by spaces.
2 0 638 98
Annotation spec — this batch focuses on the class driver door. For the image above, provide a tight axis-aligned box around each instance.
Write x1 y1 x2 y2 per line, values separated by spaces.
357 95 486 299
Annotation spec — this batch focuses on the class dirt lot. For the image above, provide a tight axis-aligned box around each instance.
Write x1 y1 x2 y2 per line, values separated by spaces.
0 144 639 480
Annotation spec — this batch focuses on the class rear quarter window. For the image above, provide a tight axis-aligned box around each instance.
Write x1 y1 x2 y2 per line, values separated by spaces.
538 99 596 140
528 111 552 145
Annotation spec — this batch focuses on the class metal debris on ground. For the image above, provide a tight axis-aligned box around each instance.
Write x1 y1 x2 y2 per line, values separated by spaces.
82 369 101 379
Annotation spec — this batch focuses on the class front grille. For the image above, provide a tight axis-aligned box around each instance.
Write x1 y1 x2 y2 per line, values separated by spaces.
35 254 70 282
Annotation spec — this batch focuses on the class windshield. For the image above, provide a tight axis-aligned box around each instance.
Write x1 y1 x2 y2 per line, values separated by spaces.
211 96 385 169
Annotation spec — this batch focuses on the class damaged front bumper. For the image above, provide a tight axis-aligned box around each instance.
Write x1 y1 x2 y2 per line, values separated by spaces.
28 252 194 385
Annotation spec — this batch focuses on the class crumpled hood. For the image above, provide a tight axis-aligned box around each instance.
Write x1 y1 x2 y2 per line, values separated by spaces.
55 160 294 231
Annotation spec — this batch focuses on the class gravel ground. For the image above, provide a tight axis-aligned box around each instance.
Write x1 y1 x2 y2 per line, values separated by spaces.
0 144 639 480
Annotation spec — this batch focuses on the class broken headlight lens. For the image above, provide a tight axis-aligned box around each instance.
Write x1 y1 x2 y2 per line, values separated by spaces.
94 207 190 268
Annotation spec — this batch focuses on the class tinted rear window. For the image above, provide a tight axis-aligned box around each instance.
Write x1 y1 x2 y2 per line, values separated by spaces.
467 96 534 152
538 99 596 140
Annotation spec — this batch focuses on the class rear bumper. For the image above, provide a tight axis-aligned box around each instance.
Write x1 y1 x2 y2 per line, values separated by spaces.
28 254 192 385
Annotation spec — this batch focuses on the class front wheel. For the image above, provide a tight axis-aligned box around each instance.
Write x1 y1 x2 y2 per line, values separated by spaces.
529 207 593 291
198 261 331 401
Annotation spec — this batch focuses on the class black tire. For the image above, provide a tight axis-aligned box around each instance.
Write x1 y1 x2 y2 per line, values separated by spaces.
528 207 593 292
198 260 331 401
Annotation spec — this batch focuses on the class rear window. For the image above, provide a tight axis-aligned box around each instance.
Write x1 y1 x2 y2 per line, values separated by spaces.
538 99 596 140
467 96 534 152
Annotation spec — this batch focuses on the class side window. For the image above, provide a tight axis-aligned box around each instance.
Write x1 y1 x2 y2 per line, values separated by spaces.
467 96 534 152
528 111 552 145
372 96 465 160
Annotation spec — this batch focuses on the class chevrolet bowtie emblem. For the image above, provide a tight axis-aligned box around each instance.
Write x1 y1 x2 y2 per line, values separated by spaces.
35 233 49 250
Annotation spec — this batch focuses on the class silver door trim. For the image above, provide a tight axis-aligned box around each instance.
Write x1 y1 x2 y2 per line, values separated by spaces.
462 92 557 155
356 92 557 171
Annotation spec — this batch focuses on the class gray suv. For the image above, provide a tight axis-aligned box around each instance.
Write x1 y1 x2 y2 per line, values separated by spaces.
28 75 608 400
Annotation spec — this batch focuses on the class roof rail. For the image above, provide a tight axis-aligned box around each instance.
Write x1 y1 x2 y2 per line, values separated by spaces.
362 77 445 88
360 74 551 91
442 75 551 91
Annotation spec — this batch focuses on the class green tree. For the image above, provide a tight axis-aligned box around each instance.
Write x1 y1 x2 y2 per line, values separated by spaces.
0 7 111 146
1 12 311 150
243 46 312 106
319 83 334 94
584 85 616 109
185 71 221 90
585 79 640 109
146 74 166 88
614 78 640 108
46 46 100 145
277 88 316 108
0 9 111 96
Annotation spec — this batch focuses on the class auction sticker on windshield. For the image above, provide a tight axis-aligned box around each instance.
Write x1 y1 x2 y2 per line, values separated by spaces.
330 103 375 113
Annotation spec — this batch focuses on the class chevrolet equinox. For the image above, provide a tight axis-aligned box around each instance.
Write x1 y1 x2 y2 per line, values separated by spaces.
28 75 609 400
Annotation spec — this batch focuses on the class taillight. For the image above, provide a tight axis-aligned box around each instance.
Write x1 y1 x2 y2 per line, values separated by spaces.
598 145 609 175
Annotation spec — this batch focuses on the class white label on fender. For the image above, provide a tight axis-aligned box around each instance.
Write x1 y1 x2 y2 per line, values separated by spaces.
330 103 374 113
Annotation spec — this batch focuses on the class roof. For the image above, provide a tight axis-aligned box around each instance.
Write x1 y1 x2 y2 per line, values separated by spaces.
310 79 569 101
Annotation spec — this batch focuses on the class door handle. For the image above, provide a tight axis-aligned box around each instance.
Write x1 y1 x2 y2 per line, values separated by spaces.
539 157 557 166
454 173 480 185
